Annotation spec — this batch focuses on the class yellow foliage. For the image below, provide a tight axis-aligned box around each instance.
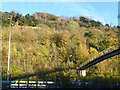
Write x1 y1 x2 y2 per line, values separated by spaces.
75 44 89 59
15 21 19 26
89 47 98 55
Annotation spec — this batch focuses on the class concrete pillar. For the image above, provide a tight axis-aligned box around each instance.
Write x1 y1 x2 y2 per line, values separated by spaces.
79 70 86 77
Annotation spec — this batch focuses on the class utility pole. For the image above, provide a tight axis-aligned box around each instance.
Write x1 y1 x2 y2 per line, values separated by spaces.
7 15 12 82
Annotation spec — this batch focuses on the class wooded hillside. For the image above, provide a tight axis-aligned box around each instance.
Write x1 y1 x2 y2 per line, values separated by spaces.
1 11 120 82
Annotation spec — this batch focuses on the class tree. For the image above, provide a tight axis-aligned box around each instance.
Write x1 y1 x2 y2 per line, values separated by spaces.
79 16 90 23
90 20 102 27
105 24 109 27
89 47 98 55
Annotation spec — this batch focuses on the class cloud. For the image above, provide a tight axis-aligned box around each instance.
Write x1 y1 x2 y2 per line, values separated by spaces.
52 2 107 25
67 2 111 25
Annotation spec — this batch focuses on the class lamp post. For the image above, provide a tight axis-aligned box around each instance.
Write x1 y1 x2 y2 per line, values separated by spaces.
7 15 13 82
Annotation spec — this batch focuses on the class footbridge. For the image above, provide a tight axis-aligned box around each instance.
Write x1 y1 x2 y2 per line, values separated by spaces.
78 45 120 70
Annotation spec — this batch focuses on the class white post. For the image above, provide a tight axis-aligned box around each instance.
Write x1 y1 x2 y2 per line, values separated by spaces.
82 70 86 77
79 70 82 76
79 70 86 77
7 16 12 82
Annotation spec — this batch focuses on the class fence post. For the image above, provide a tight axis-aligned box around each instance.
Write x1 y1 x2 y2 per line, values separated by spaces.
18 75 20 88
36 75 38 88
76 70 78 82
110 75 113 88
27 75 29 88
4 74 7 88
9 74 11 88
46 75 48 88
55 73 57 88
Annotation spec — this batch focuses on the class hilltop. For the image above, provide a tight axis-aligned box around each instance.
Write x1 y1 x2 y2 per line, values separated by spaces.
1 11 109 28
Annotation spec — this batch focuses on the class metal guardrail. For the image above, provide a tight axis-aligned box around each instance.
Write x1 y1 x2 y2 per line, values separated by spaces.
79 45 119 68
2 80 54 88
2 80 93 88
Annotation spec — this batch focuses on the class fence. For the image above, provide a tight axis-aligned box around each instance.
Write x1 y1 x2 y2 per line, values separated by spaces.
2 74 120 88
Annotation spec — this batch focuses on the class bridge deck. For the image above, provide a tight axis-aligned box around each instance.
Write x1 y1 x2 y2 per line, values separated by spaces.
78 47 120 70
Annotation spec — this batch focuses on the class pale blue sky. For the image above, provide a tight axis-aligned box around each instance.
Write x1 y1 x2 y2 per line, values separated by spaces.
2 2 118 26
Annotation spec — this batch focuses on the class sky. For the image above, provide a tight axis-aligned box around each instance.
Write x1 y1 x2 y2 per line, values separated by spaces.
1 2 118 26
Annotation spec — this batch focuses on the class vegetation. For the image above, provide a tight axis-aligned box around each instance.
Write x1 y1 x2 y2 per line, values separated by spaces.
1 11 120 82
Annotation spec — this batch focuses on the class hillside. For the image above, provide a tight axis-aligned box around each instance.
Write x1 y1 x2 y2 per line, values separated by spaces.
2 11 120 82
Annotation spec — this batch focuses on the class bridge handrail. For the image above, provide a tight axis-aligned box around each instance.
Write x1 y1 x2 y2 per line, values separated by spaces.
79 45 119 68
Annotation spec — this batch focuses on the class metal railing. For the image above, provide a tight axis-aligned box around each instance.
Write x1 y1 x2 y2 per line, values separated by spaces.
2 74 93 88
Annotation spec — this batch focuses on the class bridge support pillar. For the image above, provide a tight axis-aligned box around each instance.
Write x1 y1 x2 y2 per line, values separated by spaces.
79 70 86 77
